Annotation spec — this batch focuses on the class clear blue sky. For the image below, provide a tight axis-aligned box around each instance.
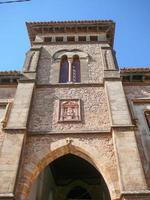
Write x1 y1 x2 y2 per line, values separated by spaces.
0 0 150 71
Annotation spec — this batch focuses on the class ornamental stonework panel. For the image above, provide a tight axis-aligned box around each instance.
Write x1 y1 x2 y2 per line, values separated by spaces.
59 99 81 122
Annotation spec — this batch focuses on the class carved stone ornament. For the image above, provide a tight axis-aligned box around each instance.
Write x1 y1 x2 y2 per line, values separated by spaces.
59 99 81 122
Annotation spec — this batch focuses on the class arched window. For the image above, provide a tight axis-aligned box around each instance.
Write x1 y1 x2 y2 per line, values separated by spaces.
71 55 80 82
59 55 69 83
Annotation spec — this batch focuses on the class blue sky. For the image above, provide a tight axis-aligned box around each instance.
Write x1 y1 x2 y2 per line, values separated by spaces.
0 0 150 71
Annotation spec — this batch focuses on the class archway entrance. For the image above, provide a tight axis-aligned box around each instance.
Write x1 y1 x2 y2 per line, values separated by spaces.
29 154 111 200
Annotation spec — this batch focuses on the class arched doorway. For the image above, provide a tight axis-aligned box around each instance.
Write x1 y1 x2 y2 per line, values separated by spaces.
29 154 111 200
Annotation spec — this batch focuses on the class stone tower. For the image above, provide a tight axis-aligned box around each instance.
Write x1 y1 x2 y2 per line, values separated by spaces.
0 20 150 200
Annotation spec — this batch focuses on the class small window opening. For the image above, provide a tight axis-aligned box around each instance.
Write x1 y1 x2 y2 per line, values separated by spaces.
56 37 63 42
67 36 75 42
122 76 130 82
59 55 69 83
145 76 150 81
44 37 52 43
132 75 143 81
78 36 86 42
72 55 80 82
90 36 98 41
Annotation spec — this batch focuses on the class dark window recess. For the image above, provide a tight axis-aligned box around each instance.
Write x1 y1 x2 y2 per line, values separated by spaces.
44 37 52 42
78 36 86 42
12 78 18 83
71 55 80 82
132 75 143 81
90 36 98 41
59 55 69 83
145 76 150 80
67 36 75 42
122 76 130 82
56 37 63 42
55 27 65 32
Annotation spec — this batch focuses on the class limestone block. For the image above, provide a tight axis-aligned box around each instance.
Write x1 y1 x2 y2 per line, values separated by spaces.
105 81 132 125
7 83 34 129
0 133 24 195
113 129 147 191
104 70 120 79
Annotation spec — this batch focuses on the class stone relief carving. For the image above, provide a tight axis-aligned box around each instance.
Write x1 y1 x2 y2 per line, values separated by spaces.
59 99 81 122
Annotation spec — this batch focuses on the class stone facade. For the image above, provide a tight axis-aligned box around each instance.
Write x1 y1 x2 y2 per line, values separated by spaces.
0 20 150 200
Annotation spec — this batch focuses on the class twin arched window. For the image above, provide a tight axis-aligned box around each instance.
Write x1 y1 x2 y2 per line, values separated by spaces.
59 54 80 83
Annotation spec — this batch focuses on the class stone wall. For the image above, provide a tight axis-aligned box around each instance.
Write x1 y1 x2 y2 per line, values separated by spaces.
16 133 120 200
0 86 16 153
124 85 150 187
36 44 106 84
0 86 16 99
28 86 110 133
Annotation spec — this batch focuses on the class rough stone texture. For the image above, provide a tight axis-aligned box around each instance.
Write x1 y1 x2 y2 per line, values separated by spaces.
28 87 110 132
122 193 150 200
0 87 16 99
16 133 120 200
0 133 24 195
113 129 147 191
36 44 105 84
105 81 132 125
0 87 17 162
7 83 34 129
0 129 5 153
123 85 150 101
124 85 150 188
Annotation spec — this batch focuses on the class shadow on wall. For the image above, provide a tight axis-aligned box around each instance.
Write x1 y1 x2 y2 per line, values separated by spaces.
37 48 52 84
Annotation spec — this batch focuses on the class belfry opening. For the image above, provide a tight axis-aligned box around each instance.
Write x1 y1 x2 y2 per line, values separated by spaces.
29 154 111 200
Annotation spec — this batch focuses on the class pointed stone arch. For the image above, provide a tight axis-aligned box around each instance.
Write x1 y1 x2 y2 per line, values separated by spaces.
16 137 120 200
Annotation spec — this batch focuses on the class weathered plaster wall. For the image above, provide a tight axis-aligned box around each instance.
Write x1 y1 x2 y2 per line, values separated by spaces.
0 87 16 156
28 87 110 132
0 87 16 99
123 85 150 187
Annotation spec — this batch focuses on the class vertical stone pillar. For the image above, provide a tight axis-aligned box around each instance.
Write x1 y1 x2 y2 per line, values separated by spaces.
105 80 150 199
7 82 34 129
0 82 35 199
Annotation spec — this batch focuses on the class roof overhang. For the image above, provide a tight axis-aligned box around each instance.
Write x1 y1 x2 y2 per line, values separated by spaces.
26 20 115 47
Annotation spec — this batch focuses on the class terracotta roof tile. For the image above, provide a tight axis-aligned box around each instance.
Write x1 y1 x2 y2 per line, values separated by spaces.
27 20 114 25
26 19 115 47
120 67 150 73
0 70 21 76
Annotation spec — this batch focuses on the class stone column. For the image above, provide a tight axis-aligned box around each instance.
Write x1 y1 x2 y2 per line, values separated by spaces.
0 81 35 199
105 80 150 199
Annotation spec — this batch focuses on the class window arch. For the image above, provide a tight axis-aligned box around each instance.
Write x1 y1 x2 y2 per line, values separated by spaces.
59 55 69 83
59 54 81 83
71 54 81 82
